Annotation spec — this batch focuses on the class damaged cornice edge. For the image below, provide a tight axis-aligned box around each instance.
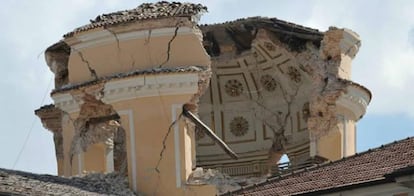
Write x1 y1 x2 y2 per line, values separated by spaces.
68 26 194 50
336 85 370 120
52 73 200 113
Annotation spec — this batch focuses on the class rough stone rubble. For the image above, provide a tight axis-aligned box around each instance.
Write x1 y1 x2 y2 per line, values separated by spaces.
187 167 266 195
0 168 135 195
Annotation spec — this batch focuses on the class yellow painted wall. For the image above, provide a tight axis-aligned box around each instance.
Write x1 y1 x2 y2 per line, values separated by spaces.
111 94 193 195
67 32 209 83
317 130 342 161
83 143 106 173
57 19 215 195
61 112 79 176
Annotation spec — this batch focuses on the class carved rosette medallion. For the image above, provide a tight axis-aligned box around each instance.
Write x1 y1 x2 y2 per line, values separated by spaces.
260 74 277 92
225 79 243 97
230 116 249 137
288 66 301 83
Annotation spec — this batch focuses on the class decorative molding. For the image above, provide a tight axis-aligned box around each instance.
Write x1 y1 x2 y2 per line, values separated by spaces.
71 27 194 50
339 29 361 58
171 104 182 188
336 85 370 120
224 79 244 97
52 73 199 113
287 66 301 83
230 116 249 137
260 74 277 92
340 115 347 158
103 73 199 104
53 93 80 114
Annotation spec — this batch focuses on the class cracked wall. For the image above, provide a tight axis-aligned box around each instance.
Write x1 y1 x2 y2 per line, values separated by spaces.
47 10 216 195
195 18 369 178
37 2 371 195
64 17 210 84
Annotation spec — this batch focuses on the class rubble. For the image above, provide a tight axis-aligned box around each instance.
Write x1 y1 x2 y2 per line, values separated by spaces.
187 167 266 195
0 168 135 195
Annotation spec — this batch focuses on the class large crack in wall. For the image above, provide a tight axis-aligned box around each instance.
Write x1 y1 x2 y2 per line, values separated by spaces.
39 9 363 195
196 20 361 180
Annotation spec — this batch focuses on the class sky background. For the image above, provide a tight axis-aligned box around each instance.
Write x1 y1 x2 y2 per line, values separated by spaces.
0 0 413 175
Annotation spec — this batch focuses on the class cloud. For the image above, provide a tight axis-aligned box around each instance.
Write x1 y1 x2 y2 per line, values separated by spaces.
1 0 414 175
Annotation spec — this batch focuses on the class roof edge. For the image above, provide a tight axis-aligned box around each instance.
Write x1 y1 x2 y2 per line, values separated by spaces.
223 136 414 195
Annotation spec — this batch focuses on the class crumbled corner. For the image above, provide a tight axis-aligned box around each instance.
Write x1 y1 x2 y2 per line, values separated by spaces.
35 105 64 160
294 27 351 140
187 24 212 112
184 24 212 133
319 27 344 61
187 167 266 195
68 84 127 175
44 41 70 88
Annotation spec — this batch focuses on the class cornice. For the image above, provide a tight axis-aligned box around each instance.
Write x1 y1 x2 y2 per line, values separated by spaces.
66 26 195 50
53 72 199 113
336 85 370 120
339 28 361 58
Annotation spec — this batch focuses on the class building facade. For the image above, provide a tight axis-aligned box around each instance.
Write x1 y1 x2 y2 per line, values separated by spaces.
35 2 373 195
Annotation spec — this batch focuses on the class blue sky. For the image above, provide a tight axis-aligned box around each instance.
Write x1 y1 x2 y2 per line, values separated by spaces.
0 0 413 175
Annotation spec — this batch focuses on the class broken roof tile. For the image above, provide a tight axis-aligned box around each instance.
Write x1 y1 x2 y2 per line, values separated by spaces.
0 169 135 195
64 1 207 37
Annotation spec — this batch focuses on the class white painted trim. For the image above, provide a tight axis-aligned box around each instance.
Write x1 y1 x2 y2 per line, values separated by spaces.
118 110 137 192
310 140 317 157
53 73 199 113
77 153 82 175
106 147 114 172
336 85 370 121
343 116 347 157
337 115 346 158
53 93 80 114
103 73 199 104
172 104 182 188
354 124 357 153
72 27 194 50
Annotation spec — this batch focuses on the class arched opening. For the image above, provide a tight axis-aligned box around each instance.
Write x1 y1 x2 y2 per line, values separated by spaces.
277 154 290 173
